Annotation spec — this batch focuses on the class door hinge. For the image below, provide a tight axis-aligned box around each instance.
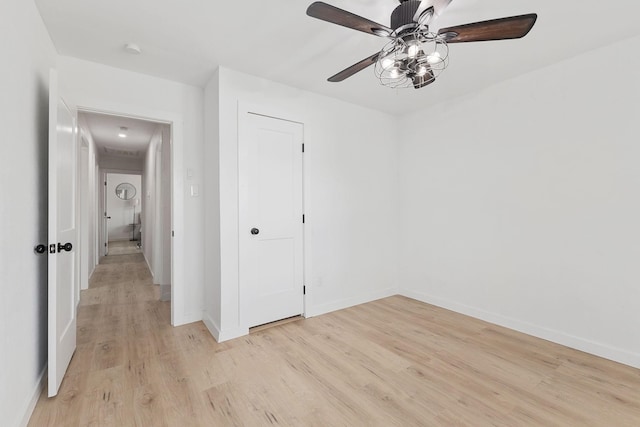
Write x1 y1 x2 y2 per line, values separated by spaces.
303 285 306 295
302 143 305 153
172 230 175 237
104 181 107 186
302 214 305 224
104 243 107 247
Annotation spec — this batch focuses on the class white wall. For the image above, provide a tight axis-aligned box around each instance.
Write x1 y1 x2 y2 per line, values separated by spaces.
80 145 90 286
398 35 640 369
0 1 56 426
204 67 399 341
143 130 160 271
203 69 222 331
58 56 205 325
159 125 172 299
77 122 99 290
106 173 141 241
142 124 171 297
77 117 99 286
99 155 143 172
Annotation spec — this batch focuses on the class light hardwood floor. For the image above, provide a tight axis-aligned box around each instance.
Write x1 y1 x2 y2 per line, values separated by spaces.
107 240 141 256
29 255 640 426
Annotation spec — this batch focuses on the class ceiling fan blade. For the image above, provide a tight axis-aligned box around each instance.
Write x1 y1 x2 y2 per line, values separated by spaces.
413 68 436 89
328 52 380 82
438 13 537 43
307 2 393 37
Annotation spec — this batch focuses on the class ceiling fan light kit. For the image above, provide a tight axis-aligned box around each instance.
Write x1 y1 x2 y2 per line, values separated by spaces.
306 0 537 90
374 28 448 89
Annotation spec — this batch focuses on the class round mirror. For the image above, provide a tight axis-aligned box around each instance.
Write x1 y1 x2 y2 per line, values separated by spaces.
115 183 136 200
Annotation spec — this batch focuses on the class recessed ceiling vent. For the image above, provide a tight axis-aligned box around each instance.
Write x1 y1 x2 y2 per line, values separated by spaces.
104 146 140 157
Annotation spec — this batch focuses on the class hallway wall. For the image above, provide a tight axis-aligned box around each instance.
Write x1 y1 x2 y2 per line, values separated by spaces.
142 124 171 297
77 119 99 291
143 130 160 276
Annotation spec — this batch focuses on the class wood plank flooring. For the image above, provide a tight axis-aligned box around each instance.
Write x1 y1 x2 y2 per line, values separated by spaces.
107 240 142 256
29 254 640 425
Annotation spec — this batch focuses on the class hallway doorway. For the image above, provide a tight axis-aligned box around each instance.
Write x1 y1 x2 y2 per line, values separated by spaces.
77 110 173 308
105 172 142 256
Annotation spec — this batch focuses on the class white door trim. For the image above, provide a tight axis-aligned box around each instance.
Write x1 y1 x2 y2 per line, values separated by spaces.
237 105 308 330
100 168 143 255
237 102 314 320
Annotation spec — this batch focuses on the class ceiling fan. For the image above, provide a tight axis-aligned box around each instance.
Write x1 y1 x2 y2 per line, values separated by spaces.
306 0 537 89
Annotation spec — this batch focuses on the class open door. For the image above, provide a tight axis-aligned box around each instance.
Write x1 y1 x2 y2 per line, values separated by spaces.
48 69 78 397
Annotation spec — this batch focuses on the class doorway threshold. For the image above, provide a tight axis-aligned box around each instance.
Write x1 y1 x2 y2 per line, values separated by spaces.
249 315 304 333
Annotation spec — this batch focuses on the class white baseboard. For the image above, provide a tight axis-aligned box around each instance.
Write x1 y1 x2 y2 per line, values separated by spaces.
400 289 640 370
172 311 202 327
218 326 249 342
159 284 171 301
143 253 154 280
84 264 97 290
202 312 221 341
306 286 398 318
202 312 248 343
18 366 46 427
201 288 397 343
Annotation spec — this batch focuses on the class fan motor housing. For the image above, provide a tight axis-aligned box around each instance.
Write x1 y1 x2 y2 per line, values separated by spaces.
391 0 422 31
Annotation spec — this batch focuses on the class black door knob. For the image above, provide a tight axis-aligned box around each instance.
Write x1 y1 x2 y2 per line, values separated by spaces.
250 228 260 235
34 244 47 254
58 242 73 252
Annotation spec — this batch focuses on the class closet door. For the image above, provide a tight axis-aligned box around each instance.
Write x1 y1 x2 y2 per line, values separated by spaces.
239 112 304 328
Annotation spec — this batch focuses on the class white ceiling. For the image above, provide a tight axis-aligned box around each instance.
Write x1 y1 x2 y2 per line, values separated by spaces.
36 0 640 116
79 112 159 159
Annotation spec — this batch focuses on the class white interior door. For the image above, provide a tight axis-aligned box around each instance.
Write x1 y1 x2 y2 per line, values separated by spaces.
48 69 78 397
239 113 304 328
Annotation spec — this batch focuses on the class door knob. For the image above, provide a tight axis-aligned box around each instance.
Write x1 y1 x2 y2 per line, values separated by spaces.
34 244 47 254
58 242 73 252
250 228 260 235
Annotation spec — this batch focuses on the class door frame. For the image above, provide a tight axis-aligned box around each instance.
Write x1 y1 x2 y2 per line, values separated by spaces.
237 104 309 330
76 104 184 326
100 169 143 257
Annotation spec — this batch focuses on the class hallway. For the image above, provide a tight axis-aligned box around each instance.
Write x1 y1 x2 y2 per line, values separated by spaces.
28 253 213 426
107 240 142 257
